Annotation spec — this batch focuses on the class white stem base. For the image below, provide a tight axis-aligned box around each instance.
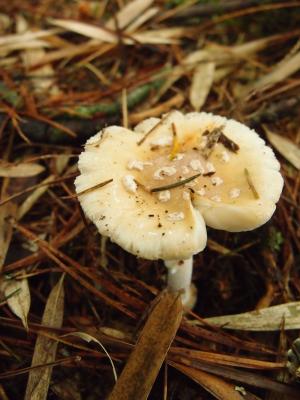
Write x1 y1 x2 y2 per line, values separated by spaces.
164 257 197 309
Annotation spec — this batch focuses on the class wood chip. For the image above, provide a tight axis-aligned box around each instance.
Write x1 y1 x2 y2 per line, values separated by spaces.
25 275 65 400
108 291 182 400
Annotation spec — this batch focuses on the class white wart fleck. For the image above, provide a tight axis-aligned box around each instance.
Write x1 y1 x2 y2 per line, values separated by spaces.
167 212 185 221
154 166 177 180
189 159 204 173
127 160 144 171
173 153 184 161
229 188 241 199
158 190 171 202
206 162 216 173
195 188 206 196
221 150 230 163
150 136 172 147
211 176 223 186
122 175 137 193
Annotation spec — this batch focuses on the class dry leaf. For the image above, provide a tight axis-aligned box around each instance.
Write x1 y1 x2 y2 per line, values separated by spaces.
25 275 65 400
106 0 154 30
0 28 61 47
126 7 158 32
16 16 60 96
17 176 55 220
0 161 44 178
1 277 30 330
190 62 215 111
99 326 127 340
50 19 180 45
49 19 115 43
252 51 300 92
204 301 300 331
171 359 298 397
170 348 284 370
264 126 300 170
171 362 245 400
0 202 16 271
108 291 182 400
55 154 71 175
65 332 117 382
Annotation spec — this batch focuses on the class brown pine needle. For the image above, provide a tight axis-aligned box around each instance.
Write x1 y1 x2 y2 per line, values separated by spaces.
169 123 180 160
76 178 114 196
150 173 202 192
122 88 128 129
244 168 259 199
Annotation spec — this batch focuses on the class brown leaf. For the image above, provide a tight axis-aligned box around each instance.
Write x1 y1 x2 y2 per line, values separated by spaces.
25 275 65 400
171 362 245 400
170 360 299 398
108 291 182 400
1 277 30 330
170 348 284 370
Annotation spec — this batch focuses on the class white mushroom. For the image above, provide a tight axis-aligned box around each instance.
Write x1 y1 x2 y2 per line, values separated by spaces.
75 111 283 309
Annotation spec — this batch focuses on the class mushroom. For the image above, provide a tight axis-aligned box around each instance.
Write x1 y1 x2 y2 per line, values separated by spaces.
75 111 283 308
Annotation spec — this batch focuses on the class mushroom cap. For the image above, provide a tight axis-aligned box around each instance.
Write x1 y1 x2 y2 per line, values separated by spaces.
75 111 283 260
75 124 207 260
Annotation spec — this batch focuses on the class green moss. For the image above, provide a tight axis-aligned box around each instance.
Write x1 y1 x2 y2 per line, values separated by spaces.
267 226 284 252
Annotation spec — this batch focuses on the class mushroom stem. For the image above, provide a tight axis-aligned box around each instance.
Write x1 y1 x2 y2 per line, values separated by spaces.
164 257 197 309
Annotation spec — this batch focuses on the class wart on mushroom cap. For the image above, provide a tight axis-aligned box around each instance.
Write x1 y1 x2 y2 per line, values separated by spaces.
75 111 283 306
